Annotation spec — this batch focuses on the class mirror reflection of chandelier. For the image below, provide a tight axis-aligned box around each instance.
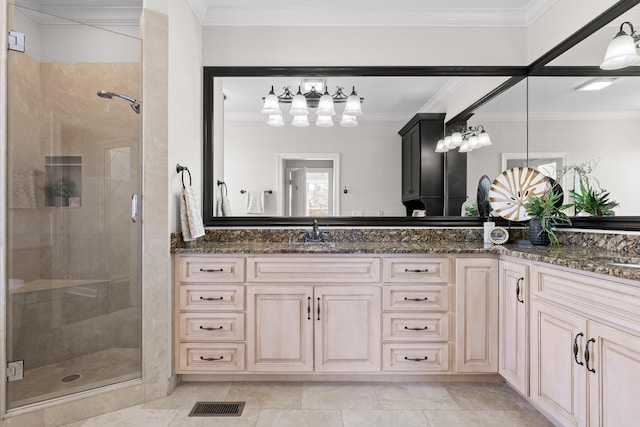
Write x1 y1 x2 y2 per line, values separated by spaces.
261 80 363 127
435 125 492 153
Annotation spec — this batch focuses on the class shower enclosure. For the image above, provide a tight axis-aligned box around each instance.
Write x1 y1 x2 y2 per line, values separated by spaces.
5 2 142 409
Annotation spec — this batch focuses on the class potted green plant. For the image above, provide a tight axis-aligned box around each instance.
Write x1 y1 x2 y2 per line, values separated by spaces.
523 187 571 246
43 176 76 207
560 159 619 217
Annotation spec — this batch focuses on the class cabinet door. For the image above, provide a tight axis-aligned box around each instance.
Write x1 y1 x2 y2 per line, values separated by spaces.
246 286 314 372
314 286 381 372
498 260 529 395
588 322 640 427
530 300 587 427
401 127 420 201
455 258 498 373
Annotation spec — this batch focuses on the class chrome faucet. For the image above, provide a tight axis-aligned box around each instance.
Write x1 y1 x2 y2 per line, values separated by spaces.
304 219 327 242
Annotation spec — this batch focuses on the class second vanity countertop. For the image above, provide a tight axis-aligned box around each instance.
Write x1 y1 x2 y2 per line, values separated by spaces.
173 240 640 283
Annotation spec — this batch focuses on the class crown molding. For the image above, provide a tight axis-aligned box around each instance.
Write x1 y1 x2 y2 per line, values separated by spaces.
195 0 559 27
15 0 141 25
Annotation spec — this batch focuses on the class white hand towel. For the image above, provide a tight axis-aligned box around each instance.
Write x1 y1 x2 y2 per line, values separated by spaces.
180 187 205 241
216 194 232 217
246 190 264 214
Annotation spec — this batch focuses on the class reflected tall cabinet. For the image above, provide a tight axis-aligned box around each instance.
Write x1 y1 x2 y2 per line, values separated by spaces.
398 113 466 216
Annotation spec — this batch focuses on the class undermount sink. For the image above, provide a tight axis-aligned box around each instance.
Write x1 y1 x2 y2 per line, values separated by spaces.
288 241 337 248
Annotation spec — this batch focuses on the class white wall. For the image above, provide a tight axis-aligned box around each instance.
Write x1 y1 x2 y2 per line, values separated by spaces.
223 121 406 217
167 1 202 232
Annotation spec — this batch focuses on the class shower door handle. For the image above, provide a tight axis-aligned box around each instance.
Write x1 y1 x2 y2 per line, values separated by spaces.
131 194 138 223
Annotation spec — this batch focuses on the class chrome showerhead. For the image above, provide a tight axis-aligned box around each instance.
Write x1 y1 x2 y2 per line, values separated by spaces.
96 90 141 114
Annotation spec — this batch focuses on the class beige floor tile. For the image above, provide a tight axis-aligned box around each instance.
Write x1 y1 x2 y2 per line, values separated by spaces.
65 405 177 427
256 409 342 427
443 382 532 411
424 409 530 427
143 382 232 410
502 410 555 427
168 408 260 427
302 382 380 409
342 410 429 427
374 382 459 410
225 382 302 409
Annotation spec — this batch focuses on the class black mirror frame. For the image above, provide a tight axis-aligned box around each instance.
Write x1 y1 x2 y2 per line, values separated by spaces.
203 0 640 231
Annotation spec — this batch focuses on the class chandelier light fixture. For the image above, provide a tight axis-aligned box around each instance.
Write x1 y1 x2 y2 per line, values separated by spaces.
600 21 640 70
261 80 363 127
435 125 491 153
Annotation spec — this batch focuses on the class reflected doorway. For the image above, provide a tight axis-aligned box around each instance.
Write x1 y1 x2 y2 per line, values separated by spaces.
277 153 340 216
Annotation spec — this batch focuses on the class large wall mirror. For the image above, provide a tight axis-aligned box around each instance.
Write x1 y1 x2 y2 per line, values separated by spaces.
204 2 640 229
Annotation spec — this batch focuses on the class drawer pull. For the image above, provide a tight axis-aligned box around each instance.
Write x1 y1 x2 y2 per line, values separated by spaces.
317 297 321 321
200 356 224 361
404 356 428 361
200 296 224 301
573 332 584 366
405 268 429 273
199 325 223 331
200 268 224 272
307 297 311 320
404 326 428 331
404 297 429 301
585 338 596 373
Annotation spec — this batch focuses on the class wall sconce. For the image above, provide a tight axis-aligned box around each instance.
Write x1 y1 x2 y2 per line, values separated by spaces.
435 125 491 153
600 21 640 70
261 83 363 127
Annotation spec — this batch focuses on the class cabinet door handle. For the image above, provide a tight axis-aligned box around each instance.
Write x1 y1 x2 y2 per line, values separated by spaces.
585 338 596 373
516 277 525 304
404 297 429 301
573 332 584 366
404 356 428 361
307 297 311 320
200 268 224 272
317 297 321 321
405 268 429 273
199 325 223 331
404 326 428 331
200 356 224 361
200 296 224 301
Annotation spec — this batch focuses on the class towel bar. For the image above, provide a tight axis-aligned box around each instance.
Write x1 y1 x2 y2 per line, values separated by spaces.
240 190 272 194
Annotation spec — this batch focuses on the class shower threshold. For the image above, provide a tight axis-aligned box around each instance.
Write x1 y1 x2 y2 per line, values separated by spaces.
7 347 141 409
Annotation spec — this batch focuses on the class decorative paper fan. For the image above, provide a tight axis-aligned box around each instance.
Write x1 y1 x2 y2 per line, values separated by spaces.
489 167 550 221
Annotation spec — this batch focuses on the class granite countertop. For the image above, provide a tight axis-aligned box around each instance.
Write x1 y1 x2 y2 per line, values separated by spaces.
173 241 640 282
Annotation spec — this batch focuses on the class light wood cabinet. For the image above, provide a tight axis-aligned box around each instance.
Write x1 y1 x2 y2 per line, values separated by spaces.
245 284 381 373
246 286 314 372
530 265 640 427
498 259 529 395
455 258 499 373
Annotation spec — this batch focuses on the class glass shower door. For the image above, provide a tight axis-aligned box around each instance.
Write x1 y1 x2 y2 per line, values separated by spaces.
5 2 142 409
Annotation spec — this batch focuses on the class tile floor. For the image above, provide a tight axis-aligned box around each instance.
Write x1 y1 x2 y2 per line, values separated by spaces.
66 381 554 427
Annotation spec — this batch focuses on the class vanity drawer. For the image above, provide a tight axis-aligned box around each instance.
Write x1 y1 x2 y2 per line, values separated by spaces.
383 313 448 342
178 343 245 372
382 343 449 372
178 285 245 311
178 256 245 283
384 257 450 283
383 285 449 311
246 257 381 283
178 312 244 341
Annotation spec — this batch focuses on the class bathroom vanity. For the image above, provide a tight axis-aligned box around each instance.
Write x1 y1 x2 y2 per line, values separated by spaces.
171 233 640 426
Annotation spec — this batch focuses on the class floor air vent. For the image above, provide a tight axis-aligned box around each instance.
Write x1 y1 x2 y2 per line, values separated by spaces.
188 401 245 417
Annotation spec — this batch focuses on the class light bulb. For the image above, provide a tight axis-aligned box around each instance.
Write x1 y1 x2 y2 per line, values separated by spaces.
468 135 480 149
261 86 281 115
266 114 284 127
600 28 640 70
435 140 447 153
289 86 308 116
451 132 463 146
316 115 334 127
340 114 358 127
291 115 309 127
478 131 492 146
316 89 336 116
343 86 362 116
